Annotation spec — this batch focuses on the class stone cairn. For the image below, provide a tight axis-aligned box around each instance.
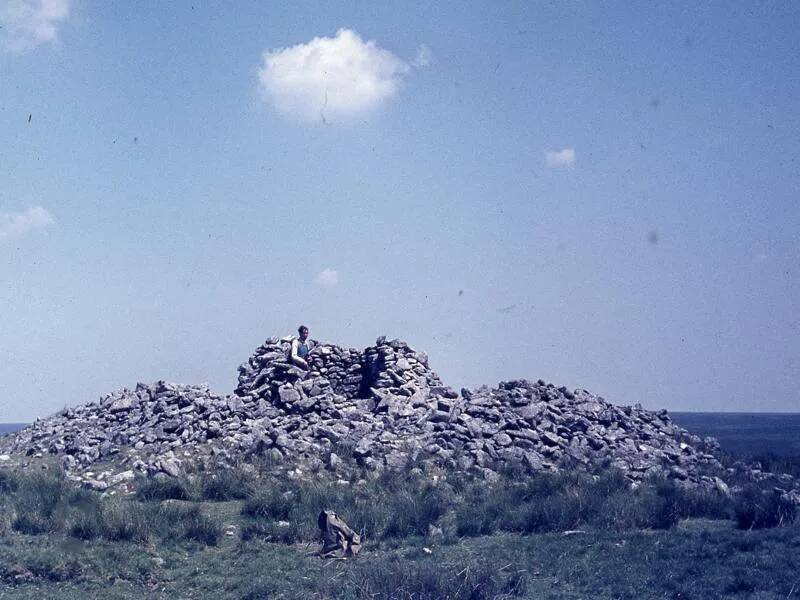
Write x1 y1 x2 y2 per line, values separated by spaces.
1 336 795 498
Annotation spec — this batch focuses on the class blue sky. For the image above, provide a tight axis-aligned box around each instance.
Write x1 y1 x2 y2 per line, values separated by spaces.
1 1 798 421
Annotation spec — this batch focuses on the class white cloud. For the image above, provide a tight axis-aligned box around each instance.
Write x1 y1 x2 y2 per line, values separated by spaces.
412 44 432 67
314 268 339 288
258 28 411 122
0 206 54 240
546 148 576 168
0 0 70 53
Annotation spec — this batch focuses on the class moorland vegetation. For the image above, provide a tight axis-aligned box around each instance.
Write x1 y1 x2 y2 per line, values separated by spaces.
1 457 798 599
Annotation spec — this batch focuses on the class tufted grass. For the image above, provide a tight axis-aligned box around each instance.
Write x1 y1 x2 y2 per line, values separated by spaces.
1 521 799 598
0 461 798 598
1 470 223 547
135 474 195 502
237 467 740 547
734 484 797 529
200 468 255 501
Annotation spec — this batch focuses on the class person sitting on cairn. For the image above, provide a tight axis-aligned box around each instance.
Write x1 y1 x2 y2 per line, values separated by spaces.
289 324 313 370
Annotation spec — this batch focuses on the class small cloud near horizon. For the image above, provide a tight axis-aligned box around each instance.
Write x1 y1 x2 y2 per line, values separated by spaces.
0 0 70 53
314 268 339 288
0 205 54 240
412 44 432 67
546 148 576 168
257 28 413 122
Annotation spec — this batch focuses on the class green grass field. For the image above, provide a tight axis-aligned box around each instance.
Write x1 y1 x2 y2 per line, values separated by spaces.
0 465 797 599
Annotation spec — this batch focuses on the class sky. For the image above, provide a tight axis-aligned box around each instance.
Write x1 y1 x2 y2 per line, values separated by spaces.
1 1 799 421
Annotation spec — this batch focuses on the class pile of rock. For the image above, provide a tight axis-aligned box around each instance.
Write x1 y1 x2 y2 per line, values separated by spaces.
229 336 728 484
234 335 449 407
231 336 461 471
235 337 365 400
0 336 791 497
442 380 725 485
0 381 236 485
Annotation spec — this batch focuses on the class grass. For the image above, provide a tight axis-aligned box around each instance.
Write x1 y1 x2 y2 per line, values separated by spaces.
135 475 194 502
0 470 223 547
750 453 800 478
200 469 255 501
0 460 798 598
241 551 530 600
334 554 529 600
1 522 799 599
734 484 797 529
134 469 256 503
236 467 742 547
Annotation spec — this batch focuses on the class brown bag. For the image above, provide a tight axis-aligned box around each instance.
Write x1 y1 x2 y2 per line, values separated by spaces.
318 510 361 558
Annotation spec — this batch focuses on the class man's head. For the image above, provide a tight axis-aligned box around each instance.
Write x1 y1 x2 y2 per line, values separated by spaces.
298 325 309 341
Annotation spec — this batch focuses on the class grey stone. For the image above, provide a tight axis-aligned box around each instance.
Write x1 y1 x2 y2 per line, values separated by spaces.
385 451 408 469
160 458 181 477
328 453 342 470
82 479 108 491
109 470 135 485
109 396 136 412
541 432 562 447
0 338 769 497
278 387 301 405
494 433 513 447
354 440 374 458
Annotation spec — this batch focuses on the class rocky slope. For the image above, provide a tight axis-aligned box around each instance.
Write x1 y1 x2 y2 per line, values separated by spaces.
1 336 794 498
